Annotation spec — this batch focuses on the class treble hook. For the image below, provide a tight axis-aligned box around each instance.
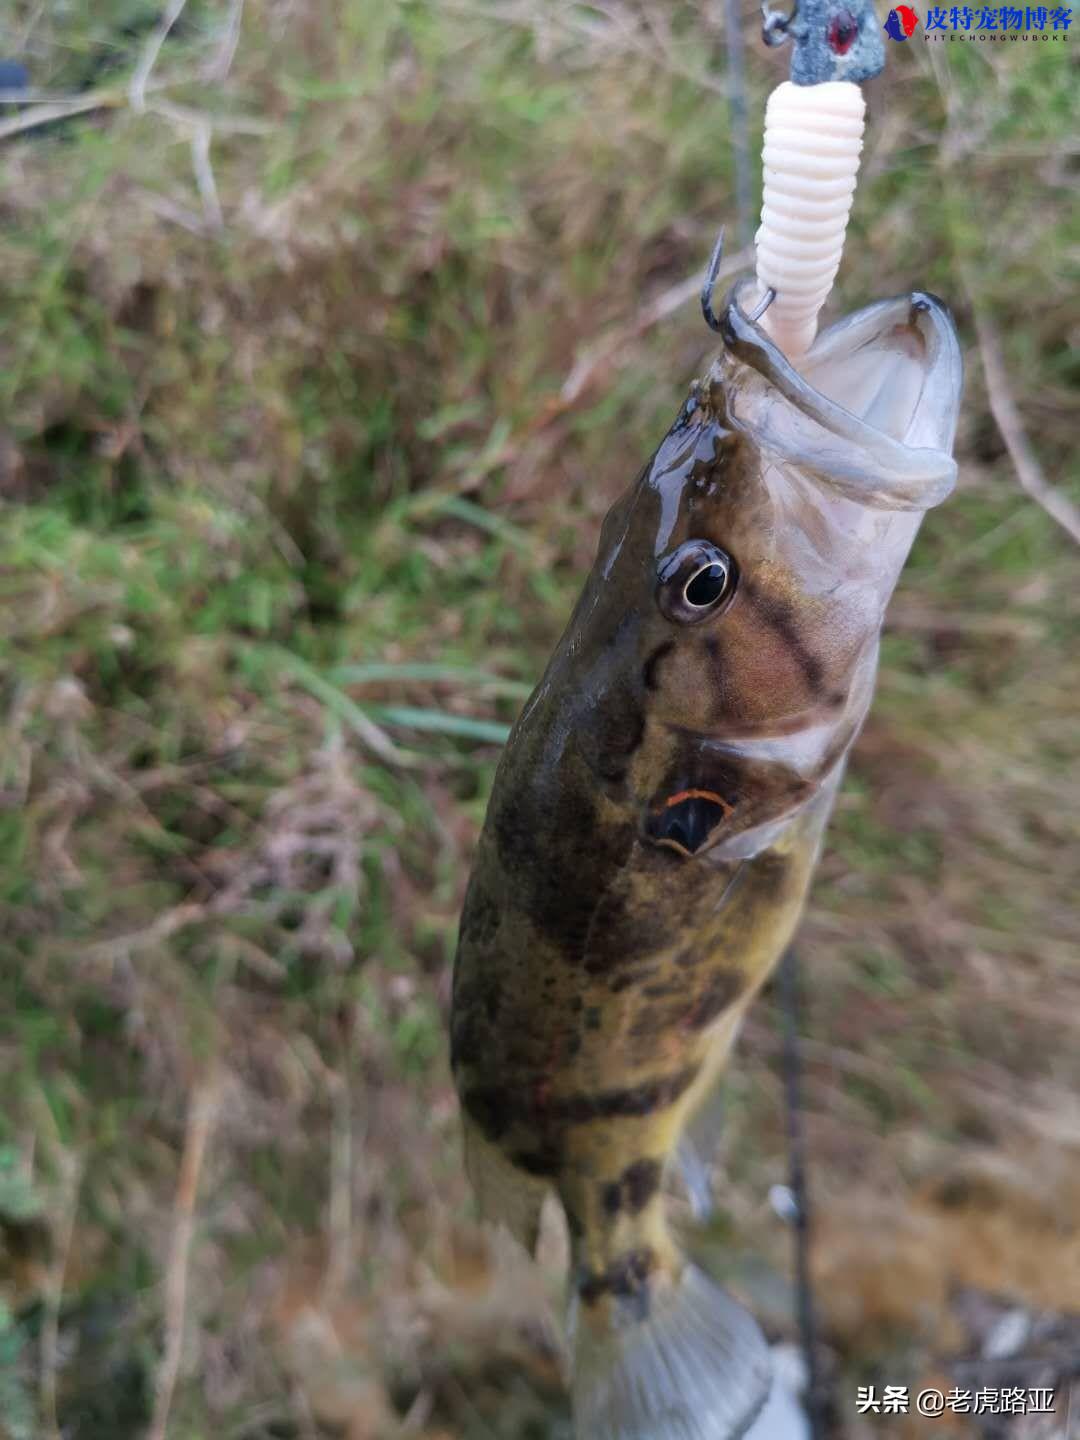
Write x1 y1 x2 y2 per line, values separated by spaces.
701 225 777 333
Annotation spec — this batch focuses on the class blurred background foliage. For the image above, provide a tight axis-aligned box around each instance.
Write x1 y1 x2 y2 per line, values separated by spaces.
0 2 1078 1436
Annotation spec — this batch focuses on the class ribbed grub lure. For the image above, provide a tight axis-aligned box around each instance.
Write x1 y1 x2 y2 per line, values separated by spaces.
755 0 885 356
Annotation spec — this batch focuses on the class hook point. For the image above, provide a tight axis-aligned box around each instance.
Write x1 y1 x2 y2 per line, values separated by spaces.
700 226 726 334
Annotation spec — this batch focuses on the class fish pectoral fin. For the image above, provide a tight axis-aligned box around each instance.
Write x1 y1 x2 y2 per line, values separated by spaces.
571 1263 772 1440
461 1117 550 1255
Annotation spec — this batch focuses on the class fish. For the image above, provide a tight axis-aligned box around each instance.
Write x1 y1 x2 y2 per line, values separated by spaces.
450 277 962 1440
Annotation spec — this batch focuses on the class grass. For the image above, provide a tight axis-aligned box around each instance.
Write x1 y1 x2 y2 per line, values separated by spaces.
0 2 1078 1437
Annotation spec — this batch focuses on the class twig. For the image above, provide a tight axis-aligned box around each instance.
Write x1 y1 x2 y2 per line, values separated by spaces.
441 0 728 93
289 1383 321 1440
126 0 227 234
0 91 122 141
130 0 190 114
965 290 1080 549
928 48 1080 550
13 0 47 52
0 73 197 145
147 1071 220 1440
147 96 274 135
559 243 754 408
323 1069 354 1301
81 902 206 971
886 601 1043 640
40 1153 83 1440
0 87 93 104
188 118 224 232
203 0 246 84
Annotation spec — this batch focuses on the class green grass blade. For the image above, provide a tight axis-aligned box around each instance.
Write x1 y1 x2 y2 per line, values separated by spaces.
367 706 511 744
257 646 419 767
327 661 531 698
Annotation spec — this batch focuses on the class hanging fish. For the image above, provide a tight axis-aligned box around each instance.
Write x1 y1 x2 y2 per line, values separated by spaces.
452 0 961 1431
451 276 962 1440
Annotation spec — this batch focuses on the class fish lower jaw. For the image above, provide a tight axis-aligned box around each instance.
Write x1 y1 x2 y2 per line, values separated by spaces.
705 807 813 863
707 773 842 862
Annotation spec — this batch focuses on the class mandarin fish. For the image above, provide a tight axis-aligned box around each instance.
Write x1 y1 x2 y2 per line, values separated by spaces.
451 278 961 1440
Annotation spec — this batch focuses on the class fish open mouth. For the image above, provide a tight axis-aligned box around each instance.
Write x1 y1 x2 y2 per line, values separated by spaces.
644 788 734 856
717 279 963 512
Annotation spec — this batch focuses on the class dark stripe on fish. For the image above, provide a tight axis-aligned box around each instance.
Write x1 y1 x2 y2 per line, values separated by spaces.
581 894 675 977
741 577 826 696
592 702 646 783
578 1246 656 1316
512 1143 563 1178
463 1062 700 1141
642 979 686 998
553 1065 700 1122
601 1158 663 1216
682 970 742 1029
643 640 675 692
610 965 660 993
492 791 647 965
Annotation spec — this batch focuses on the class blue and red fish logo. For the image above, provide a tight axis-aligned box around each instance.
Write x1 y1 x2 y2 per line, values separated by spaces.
884 4 921 36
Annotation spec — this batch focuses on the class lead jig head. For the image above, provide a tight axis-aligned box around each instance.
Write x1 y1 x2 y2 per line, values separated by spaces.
761 0 885 84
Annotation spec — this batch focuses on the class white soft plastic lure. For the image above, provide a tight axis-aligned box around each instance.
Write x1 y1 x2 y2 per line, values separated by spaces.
755 0 886 357
756 79 866 358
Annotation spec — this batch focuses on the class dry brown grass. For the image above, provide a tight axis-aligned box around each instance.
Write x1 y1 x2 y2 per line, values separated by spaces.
0 2 1077 1437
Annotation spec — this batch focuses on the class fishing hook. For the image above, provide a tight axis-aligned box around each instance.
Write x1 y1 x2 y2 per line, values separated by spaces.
749 285 777 323
700 225 727 333
702 225 778 334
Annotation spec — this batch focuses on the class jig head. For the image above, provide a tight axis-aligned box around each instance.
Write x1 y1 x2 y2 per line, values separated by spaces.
760 0 885 84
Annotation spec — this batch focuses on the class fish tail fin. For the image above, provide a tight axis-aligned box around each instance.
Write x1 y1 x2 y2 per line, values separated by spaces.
570 1256 772 1440
461 1116 550 1253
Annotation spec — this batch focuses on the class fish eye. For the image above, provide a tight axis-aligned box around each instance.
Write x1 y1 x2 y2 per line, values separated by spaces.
827 9 858 51
684 562 730 608
656 540 737 625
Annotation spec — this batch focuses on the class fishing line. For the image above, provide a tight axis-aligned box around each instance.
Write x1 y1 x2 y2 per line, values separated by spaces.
779 946 824 1440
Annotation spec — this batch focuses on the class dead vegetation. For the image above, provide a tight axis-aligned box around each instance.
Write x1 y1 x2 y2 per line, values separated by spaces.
0 1 1077 1437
